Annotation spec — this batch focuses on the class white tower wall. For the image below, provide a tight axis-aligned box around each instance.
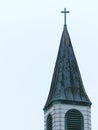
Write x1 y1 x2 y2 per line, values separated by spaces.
44 104 91 130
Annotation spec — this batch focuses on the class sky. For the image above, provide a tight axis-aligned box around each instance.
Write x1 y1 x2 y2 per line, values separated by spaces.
0 0 98 130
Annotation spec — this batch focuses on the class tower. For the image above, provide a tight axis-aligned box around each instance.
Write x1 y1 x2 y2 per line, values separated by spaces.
43 8 92 130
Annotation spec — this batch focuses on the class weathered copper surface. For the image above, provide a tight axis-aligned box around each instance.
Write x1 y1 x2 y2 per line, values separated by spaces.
44 26 91 111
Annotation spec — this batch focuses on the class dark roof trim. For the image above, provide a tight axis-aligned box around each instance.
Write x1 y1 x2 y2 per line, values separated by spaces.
44 99 91 112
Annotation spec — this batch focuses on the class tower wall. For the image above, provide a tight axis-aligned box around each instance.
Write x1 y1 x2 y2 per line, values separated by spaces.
44 104 91 130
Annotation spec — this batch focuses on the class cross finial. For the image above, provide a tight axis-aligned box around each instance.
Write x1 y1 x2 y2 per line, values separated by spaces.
61 8 69 26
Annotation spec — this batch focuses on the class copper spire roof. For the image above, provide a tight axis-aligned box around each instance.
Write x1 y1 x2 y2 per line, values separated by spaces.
44 25 91 111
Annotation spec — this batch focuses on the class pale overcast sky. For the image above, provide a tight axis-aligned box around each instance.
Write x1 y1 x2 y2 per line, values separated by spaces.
0 0 98 130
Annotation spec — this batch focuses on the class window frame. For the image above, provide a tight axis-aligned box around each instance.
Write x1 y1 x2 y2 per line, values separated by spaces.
65 109 84 130
46 114 53 130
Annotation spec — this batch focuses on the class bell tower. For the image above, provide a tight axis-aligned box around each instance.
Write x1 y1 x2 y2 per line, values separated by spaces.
43 8 92 130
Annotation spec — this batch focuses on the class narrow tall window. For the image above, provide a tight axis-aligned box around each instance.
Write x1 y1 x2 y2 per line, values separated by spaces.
47 114 52 130
65 109 83 130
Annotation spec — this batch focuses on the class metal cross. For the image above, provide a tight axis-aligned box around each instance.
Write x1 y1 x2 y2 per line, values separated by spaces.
61 8 69 26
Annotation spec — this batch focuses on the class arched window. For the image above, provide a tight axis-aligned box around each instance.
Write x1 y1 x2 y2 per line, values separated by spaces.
47 114 52 130
65 109 84 130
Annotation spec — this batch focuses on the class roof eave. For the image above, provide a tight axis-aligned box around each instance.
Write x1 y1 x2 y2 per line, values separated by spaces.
43 99 92 112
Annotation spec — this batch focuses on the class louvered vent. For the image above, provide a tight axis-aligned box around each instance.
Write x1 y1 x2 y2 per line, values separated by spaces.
66 109 83 130
47 115 52 130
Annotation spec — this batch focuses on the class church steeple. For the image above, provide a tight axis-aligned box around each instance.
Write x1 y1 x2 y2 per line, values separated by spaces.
43 9 92 130
44 9 91 111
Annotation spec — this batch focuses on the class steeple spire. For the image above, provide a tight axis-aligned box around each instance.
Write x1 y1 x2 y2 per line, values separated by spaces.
43 9 92 130
44 9 91 111
61 8 69 26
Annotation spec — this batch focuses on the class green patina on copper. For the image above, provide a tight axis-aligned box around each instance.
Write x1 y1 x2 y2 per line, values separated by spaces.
44 9 92 111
